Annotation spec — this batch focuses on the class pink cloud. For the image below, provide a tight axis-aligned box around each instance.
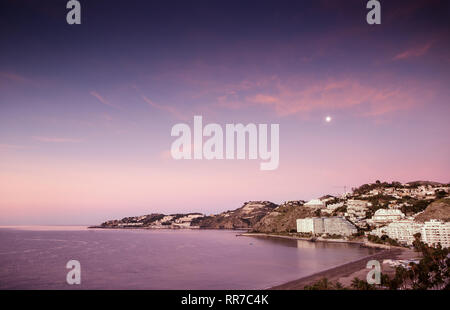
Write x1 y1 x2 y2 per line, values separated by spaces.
0 71 41 89
235 77 429 117
393 42 433 60
101 113 113 121
0 72 28 83
215 94 247 110
32 136 83 143
141 95 188 120
90 91 120 109
0 144 27 150
384 0 433 24
159 149 173 160
247 94 279 105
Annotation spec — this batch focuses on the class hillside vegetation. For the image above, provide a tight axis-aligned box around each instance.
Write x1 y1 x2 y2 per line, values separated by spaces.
251 202 315 233
414 198 450 222
192 201 278 229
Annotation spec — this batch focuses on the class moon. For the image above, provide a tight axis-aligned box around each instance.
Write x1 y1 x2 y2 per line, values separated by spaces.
325 116 332 122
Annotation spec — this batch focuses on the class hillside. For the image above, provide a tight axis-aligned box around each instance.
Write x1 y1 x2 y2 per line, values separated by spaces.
192 201 278 229
407 180 445 187
97 213 205 228
251 201 315 233
93 180 449 232
414 198 450 222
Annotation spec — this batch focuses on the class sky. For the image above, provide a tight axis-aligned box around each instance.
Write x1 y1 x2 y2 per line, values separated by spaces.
0 0 449 225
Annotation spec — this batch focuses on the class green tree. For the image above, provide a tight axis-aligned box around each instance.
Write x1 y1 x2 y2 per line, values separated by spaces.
304 278 346 290
350 277 376 290
383 233 449 290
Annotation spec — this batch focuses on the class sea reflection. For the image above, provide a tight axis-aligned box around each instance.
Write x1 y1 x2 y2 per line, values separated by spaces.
0 228 378 289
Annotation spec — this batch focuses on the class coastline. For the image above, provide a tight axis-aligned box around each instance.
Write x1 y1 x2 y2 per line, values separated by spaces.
3 226 422 289
238 232 397 249
270 248 402 289
239 232 416 289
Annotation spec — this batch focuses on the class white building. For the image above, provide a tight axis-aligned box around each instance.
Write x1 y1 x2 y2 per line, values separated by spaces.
371 218 450 248
346 200 369 218
321 202 344 215
174 214 203 223
421 220 450 248
369 209 405 225
296 217 324 234
371 219 422 245
323 217 358 236
321 197 336 204
327 202 344 211
347 199 370 209
296 217 357 236
304 199 325 209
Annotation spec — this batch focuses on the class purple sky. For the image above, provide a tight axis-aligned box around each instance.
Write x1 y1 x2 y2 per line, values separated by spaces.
0 0 449 225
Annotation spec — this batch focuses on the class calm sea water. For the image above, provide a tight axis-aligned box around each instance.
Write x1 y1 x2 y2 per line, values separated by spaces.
0 227 378 289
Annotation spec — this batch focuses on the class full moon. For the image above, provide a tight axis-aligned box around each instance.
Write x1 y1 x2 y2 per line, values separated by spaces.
325 116 332 122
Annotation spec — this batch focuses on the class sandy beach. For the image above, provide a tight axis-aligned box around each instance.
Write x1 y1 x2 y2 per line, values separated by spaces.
239 233 420 289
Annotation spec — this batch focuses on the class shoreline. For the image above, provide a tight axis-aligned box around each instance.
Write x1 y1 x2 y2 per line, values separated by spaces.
3 226 418 289
269 248 403 289
88 225 250 231
238 232 403 249
239 232 414 290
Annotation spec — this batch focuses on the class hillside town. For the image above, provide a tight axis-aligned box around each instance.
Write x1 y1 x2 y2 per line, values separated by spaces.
94 180 450 249
99 213 205 229
296 181 450 248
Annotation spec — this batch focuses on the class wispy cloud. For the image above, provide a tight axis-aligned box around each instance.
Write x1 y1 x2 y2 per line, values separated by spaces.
0 72 29 83
32 136 83 143
0 143 27 150
393 42 433 60
0 71 41 89
215 76 430 118
141 95 187 120
101 113 113 121
90 91 120 109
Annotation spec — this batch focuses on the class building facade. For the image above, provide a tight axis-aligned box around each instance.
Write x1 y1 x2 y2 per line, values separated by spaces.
345 200 369 220
296 217 357 236
369 209 405 225
370 219 450 247
371 219 423 245
323 217 357 236
327 202 344 211
296 217 324 234
304 199 325 209
421 220 450 248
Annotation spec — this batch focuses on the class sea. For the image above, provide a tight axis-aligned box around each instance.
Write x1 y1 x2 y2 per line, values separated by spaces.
0 226 379 289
